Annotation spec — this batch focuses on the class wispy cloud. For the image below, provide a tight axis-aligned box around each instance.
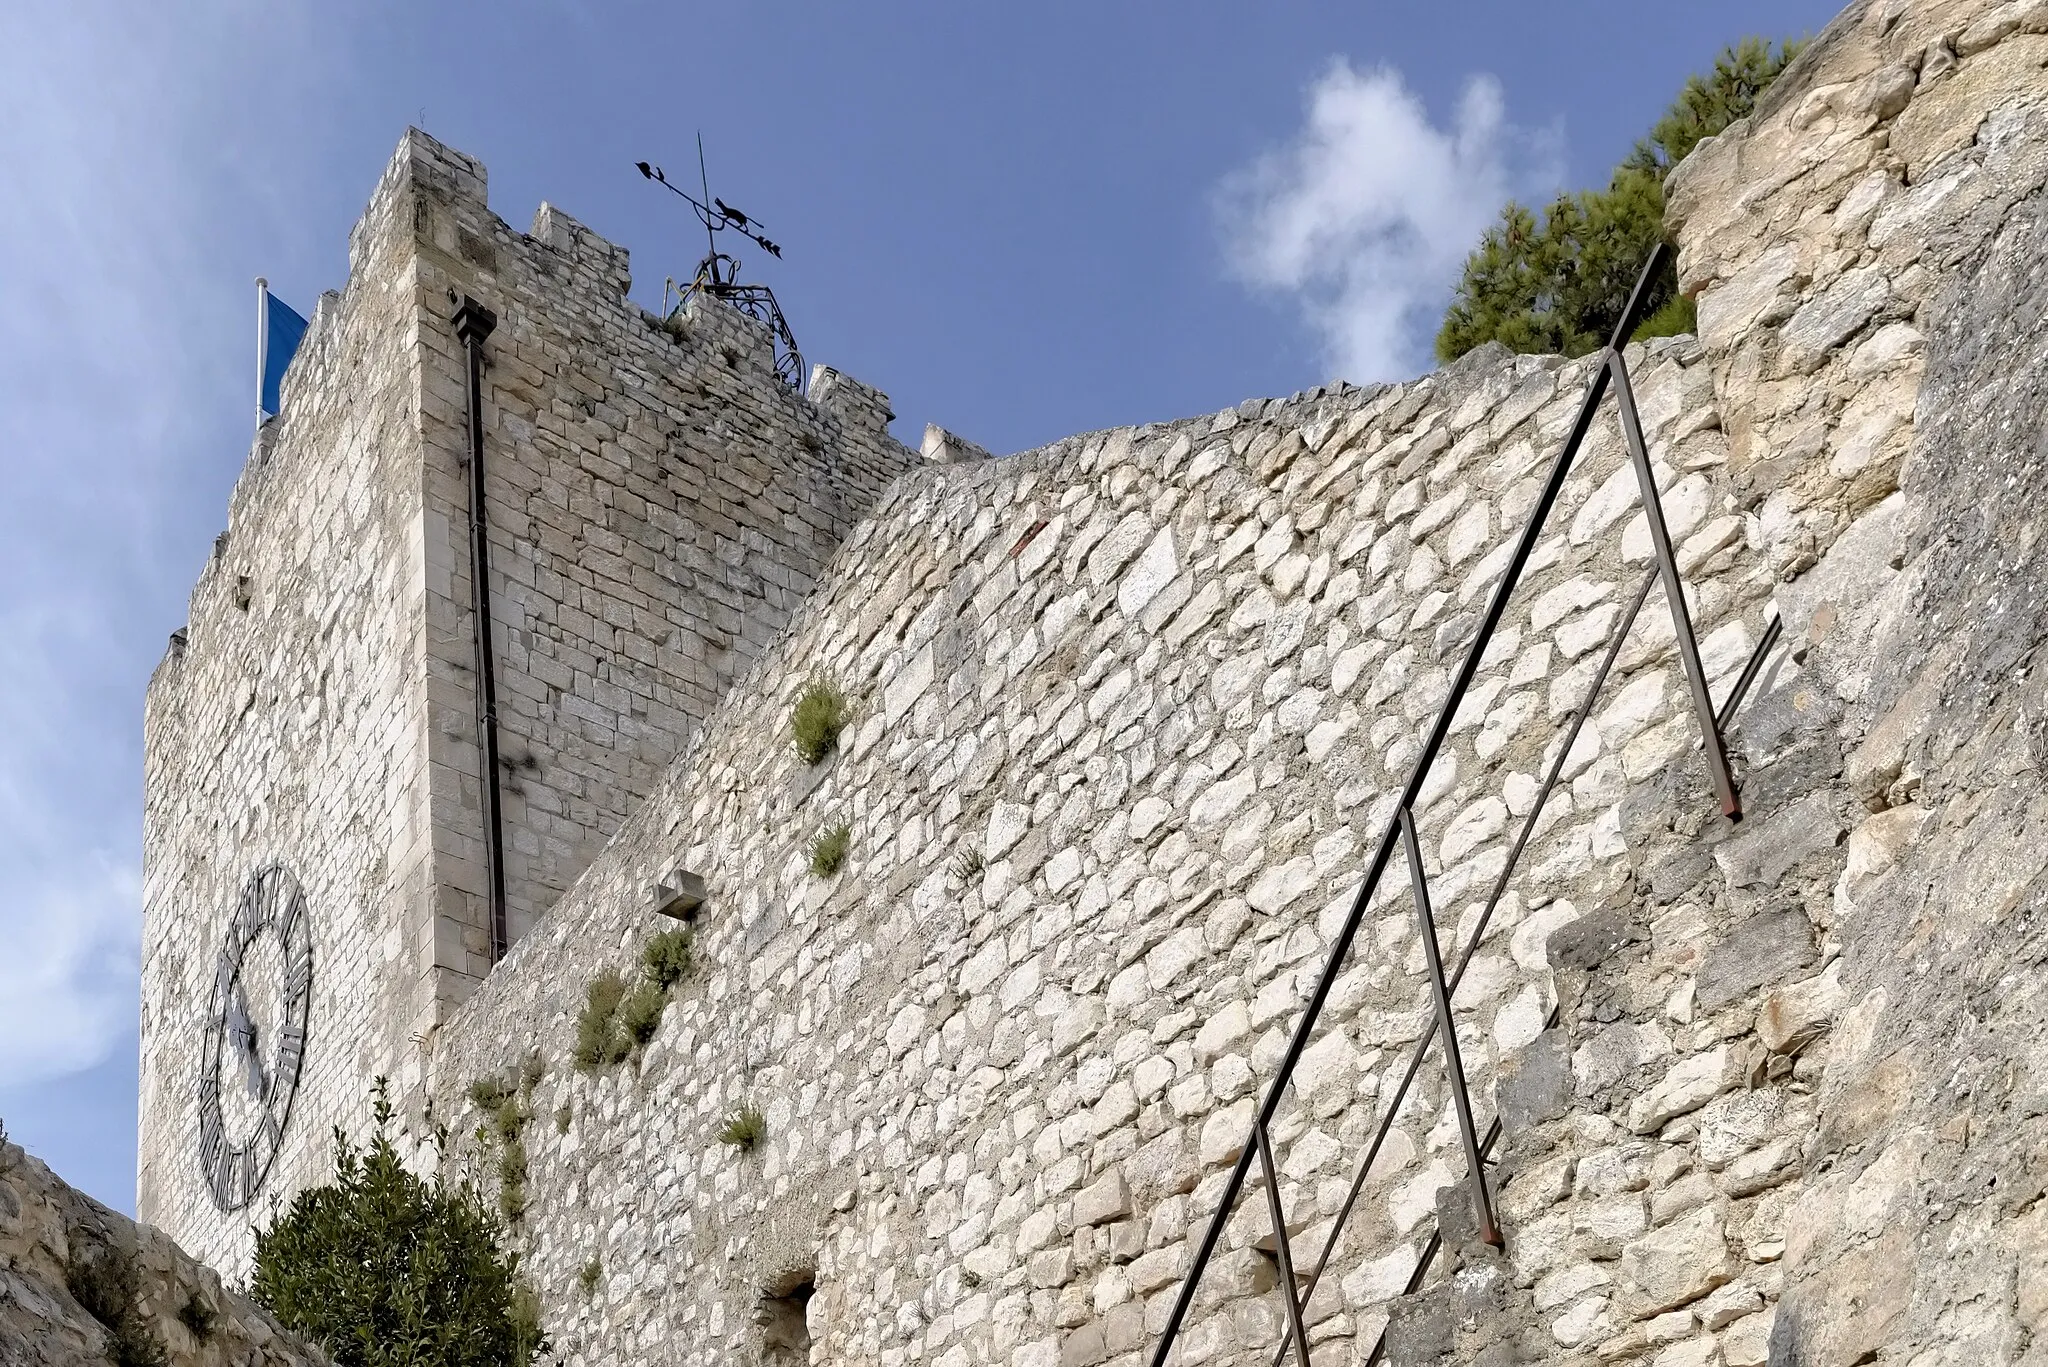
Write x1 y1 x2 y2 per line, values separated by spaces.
1216 60 1563 384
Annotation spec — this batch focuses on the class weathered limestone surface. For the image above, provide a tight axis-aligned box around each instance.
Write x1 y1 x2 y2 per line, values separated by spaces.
423 318 1771 1367
127 0 2048 1361
0 1136 320 1366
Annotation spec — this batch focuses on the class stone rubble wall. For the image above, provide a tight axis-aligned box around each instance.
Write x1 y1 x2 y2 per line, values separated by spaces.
1375 0 2048 1361
0 1134 322 1366
134 0 2048 1355
139 128 916 1282
425 312 1783 1367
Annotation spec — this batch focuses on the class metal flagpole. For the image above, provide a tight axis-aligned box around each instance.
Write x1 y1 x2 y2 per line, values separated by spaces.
255 277 269 438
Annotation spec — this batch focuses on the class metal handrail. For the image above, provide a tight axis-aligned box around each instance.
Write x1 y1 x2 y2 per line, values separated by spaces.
1147 244 1753 1367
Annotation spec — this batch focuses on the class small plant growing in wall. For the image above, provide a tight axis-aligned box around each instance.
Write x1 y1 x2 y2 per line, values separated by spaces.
641 926 695 989
719 1104 767 1151
809 821 851 878
574 970 633 1072
579 1259 603 1297
789 679 848 765
65 1237 165 1367
176 1292 217 1344
467 1055 541 1228
574 927 701 1073
618 979 669 1047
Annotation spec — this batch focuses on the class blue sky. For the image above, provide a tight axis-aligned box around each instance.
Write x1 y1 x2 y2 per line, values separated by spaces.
0 0 1840 1215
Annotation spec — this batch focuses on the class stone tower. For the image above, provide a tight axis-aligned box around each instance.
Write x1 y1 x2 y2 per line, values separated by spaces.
136 129 915 1270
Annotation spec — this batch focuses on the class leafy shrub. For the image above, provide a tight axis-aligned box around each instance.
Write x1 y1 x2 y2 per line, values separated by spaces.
251 1081 549 1366
177 1293 216 1343
573 970 631 1072
641 927 695 990
809 822 851 878
65 1240 165 1367
618 979 669 1047
789 680 848 765
718 1105 767 1151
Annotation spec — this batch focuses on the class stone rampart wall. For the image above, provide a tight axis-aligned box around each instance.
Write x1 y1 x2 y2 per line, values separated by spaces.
427 320 1780 1366
426 3 2048 1363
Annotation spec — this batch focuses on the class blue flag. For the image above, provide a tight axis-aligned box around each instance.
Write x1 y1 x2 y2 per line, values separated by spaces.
259 285 309 417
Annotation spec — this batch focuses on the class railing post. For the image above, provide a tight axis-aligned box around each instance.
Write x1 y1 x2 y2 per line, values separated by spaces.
1607 347 1742 820
1255 1121 1315 1367
1398 808 1500 1247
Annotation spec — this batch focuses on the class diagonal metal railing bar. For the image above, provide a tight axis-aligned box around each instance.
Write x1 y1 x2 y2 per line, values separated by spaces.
1255 1120 1315 1367
1717 614 1783 732
1399 806 1499 1246
1148 242 1748 1367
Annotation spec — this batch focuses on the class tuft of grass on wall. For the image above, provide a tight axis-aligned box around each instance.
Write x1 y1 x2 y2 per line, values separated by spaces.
65 1241 165 1367
790 680 848 765
1630 292 1698 342
718 1105 767 1151
618 980 668 1047
579 1259 603 1297
574 971 631 1073
809 822 851 878
641 927 695 990
176 1293 216 1344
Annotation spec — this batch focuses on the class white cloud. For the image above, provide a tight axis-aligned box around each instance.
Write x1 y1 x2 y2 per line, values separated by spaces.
0 849 141 1090
1217 60 1563 384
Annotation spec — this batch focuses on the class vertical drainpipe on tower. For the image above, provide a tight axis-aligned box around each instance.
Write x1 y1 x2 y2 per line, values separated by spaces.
452 295 508 964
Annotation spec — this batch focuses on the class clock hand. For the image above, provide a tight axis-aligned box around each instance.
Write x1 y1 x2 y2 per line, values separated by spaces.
229 982 266 1100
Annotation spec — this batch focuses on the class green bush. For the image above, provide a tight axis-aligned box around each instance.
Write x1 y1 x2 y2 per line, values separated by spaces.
1630 293 1698 343
641 927 695 990
790 680 848 765
251 1081 548 1367
718 1105 767 1151
1438 37 1803 362
809 822 851 879
573 970 631 1072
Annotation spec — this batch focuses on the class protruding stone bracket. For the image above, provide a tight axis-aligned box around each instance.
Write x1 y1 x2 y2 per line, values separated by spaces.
651 868 707 920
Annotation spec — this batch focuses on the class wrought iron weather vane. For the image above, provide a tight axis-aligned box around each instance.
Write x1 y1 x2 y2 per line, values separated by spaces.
637 136 806 390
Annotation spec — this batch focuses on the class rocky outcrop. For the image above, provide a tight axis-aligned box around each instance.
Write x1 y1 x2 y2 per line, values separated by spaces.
0 1134 320 1366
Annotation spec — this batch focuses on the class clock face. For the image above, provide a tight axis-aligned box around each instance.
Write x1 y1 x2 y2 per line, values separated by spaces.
197 864 313 1212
